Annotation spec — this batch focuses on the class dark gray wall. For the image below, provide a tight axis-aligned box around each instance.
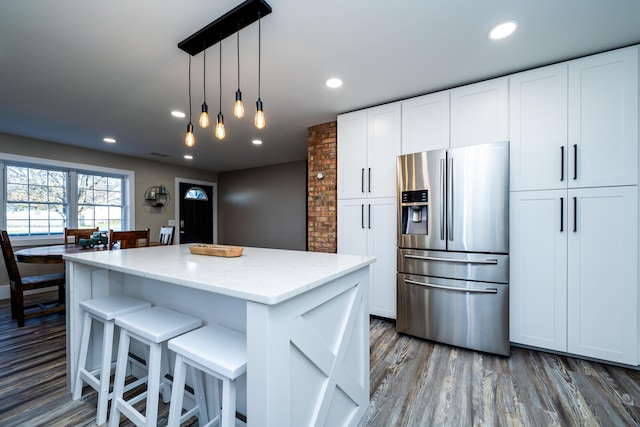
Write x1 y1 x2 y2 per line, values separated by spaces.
218 160 307 250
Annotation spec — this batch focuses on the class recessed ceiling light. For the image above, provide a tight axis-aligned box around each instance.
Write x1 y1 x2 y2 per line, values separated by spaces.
184 154 193 160
171 111 186 118
103 137 116 143
489 21 518 40
252 139 262 145
326 78 343 88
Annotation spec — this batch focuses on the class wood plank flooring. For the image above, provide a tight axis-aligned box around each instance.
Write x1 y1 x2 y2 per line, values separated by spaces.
1 293 639 426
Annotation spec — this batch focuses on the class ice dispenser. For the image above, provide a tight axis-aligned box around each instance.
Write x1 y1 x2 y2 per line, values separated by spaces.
401 190 428 235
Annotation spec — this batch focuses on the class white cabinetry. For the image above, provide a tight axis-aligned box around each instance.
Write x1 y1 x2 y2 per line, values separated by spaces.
510 190 567 351
509 46 639 365
337 103 401 199
337 198 397 319
401 91 449 154
450 77 508 148
337 103 400 319
568 47 638 188
567 186 638 364
510 64 568 191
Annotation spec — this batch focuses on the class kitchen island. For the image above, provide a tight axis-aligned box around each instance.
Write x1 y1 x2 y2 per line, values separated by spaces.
64 244 374 426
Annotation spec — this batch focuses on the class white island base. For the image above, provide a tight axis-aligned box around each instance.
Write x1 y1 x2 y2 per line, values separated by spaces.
64 245 374 426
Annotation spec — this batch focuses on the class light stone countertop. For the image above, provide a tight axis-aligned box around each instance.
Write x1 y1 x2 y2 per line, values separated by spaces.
63 244 375 305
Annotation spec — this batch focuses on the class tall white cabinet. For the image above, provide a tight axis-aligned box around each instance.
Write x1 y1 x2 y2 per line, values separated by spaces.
509 46 639 365
337 103 401 319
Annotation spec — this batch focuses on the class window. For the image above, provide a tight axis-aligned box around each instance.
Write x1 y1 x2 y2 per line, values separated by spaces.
184 186 209 200
1 155 133 241
6 165 67 236
78 173 124 230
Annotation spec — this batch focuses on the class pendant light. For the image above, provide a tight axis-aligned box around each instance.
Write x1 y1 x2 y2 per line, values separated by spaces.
215 35 226 139
254 12 265 129
185 55 195 147
233 26 245 118
199 46 210 128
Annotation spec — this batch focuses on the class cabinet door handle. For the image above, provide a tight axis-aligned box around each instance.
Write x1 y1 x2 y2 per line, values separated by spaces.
560 146 565 181
560 197 564 232
573 144 578 180
573 197 577 232
361 204 364 229
361 168 365 193
368 167 372 193
368 204 372 229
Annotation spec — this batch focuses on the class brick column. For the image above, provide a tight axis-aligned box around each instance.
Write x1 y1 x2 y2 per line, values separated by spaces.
307 121 337 253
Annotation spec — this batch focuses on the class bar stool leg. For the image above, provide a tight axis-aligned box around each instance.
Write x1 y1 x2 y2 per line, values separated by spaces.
167 354 187 426
221 377 236 427
96 320 115 425
109 331 131 427
145 343 162 427
160 342 171 404
72 311 92 400
191 365 209 424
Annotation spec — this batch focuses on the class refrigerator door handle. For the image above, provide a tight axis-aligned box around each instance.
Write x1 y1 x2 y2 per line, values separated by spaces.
440 158 445 240
405 254 498 264
404 278 498 294
447 157 453 241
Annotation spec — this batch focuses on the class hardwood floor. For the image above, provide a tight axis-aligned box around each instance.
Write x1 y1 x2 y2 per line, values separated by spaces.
0 294 639 426
361 318 640 427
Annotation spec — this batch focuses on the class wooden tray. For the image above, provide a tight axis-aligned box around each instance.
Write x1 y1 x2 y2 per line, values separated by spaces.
188 244 243 257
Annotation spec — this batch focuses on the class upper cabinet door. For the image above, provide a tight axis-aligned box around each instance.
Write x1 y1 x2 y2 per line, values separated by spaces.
510 64 568 191
450 77 508 148
337 110 368 199
367 102 402 198
401 91 450 154
568 46 638 188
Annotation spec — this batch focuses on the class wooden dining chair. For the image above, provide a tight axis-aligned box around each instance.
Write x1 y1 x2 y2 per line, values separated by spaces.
64 227 99 245
158 226 175 245
109 228 151 250
0 230 65 327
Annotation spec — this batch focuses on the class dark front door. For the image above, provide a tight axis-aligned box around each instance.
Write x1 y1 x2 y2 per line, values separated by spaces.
179 182 213 244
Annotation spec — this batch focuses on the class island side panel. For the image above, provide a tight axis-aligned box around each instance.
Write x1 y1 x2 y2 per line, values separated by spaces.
247 266 370 426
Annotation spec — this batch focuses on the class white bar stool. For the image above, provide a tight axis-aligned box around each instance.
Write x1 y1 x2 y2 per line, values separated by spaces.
109 306 202 427
72 295 151 426
167 324 247 427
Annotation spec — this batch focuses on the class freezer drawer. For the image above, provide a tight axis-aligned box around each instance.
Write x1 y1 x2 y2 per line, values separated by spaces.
398 249 509 284
396 273 510 356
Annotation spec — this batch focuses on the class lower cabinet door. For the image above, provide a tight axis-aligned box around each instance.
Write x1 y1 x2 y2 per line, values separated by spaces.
568 186 638 365
510 190 568 351
337 197 397 319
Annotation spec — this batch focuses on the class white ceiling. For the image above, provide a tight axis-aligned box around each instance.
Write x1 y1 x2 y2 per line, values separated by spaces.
1 1 639 173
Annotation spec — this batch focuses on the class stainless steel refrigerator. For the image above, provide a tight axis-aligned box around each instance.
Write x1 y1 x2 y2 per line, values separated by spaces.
396 141 510 355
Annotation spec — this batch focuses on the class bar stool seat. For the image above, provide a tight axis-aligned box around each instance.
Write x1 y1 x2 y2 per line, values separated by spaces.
109 306 202 427
168 324 247 427
72 295 151 426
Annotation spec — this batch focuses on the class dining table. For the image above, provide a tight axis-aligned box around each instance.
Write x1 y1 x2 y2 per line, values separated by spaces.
14 244 109 264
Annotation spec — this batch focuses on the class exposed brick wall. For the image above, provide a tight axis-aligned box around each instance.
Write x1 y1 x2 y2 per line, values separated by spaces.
307 121 337 253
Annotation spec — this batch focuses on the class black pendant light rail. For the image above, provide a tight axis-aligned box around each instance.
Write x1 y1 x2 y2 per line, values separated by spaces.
178 0 272 56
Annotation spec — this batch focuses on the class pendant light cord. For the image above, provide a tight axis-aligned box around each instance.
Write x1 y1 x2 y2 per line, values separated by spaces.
203 47 206 103
237 27 241 90
188 55 192 119
219 34 222 112
257 12 261 98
